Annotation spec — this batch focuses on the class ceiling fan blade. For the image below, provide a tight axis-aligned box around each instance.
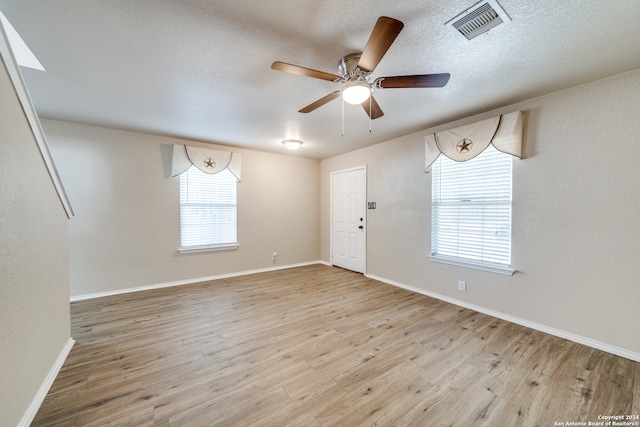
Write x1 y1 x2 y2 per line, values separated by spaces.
361 95 384 120
271 61 340 81
299 91 341 113
377 73 451 88
357 16 404 73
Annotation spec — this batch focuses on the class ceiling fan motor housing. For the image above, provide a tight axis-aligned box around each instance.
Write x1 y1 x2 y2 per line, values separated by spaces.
338 53 371 82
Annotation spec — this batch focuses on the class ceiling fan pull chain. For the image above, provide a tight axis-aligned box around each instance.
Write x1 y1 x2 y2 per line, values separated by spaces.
342 97 345 137
369 96 372 133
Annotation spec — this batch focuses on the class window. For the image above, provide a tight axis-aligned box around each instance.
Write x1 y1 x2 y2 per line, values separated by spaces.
431 144 514 275
179 165 237 252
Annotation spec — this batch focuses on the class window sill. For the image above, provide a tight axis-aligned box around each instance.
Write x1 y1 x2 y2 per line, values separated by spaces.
178 243 239 254
429 255 515 276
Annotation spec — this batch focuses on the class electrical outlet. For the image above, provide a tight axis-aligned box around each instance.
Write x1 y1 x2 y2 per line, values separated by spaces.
272 252 277 262
458 280 466 292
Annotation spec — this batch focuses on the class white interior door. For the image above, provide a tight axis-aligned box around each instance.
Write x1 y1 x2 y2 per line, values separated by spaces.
331 167 366 273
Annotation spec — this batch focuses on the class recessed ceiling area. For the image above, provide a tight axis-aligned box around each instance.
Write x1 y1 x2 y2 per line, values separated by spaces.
1 0 639 159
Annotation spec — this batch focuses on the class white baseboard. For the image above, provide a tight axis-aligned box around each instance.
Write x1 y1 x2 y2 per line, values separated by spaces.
366 273 640 363
18 337 75 427
70 261 326 302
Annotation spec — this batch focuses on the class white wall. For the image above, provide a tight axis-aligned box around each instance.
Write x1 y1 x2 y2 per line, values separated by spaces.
0 60 71 424
42 120 321 297
321 69 640 357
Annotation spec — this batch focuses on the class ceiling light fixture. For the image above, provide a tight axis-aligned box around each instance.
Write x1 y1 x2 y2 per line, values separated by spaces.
341 81 371 105
282 139 303 150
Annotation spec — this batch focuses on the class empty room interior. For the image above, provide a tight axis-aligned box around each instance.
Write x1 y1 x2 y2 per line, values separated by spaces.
1 1 639 426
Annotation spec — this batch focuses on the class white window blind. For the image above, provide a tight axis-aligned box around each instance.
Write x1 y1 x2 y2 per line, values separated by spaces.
179 165 237 250
431 144 513 273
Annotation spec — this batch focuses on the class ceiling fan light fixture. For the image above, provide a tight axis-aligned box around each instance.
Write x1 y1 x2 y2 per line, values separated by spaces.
282 139 303 150
341 81 371 105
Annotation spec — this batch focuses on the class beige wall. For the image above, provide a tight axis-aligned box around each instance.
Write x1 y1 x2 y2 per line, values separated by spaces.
42 120 321 297
321 69 640 356
0 61 71 423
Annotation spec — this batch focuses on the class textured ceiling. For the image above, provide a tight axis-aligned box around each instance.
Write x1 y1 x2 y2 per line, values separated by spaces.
1 0 639 159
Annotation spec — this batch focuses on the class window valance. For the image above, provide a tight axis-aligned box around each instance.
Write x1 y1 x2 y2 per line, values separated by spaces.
171 144 241 182
425 111 523 172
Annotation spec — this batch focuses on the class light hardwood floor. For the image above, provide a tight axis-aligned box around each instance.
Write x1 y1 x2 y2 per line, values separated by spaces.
33 265 639 426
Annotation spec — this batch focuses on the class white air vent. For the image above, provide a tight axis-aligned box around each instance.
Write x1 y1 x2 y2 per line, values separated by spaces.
446 0 511 41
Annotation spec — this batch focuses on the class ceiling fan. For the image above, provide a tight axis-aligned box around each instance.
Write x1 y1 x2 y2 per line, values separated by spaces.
271 16 450 120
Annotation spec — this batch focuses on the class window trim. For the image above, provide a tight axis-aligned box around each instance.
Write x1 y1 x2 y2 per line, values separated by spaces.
178 165 238 252
178 243 239 254
430 144 514 275
429 254 515 275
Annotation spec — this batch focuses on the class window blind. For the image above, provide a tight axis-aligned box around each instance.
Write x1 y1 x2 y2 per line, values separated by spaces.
179 166 237 248
431 144 512 268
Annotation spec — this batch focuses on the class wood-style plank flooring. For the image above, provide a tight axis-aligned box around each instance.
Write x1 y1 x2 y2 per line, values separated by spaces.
33 265 640 426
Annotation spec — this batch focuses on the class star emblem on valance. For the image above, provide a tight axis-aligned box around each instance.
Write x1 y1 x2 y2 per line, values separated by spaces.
204 158 215 168
457 139 473 153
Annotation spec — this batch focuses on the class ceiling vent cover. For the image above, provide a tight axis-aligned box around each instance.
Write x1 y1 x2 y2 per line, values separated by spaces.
446 0 511 41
